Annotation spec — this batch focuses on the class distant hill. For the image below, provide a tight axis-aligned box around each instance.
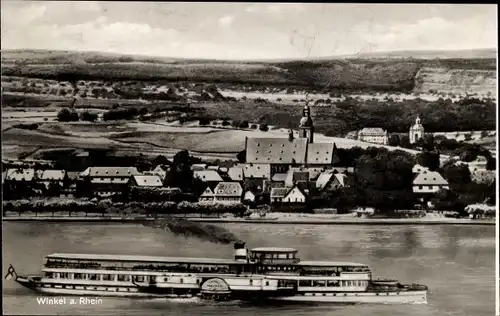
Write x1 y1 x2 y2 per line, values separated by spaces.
0 49 496 93
335 48 496 60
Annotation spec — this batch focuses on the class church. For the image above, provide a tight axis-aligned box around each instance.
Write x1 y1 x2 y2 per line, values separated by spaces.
409 115 425 144
244 105 340 179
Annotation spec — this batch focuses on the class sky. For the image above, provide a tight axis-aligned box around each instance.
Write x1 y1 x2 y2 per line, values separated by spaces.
1 2 497 60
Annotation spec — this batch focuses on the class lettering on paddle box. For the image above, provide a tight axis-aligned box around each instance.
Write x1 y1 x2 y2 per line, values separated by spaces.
201 278 230 293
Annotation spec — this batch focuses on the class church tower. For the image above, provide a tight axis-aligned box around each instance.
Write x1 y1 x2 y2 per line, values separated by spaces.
299 105 314 143
409 115 425 144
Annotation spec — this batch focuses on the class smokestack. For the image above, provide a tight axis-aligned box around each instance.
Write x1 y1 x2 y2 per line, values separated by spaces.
234 242 248 262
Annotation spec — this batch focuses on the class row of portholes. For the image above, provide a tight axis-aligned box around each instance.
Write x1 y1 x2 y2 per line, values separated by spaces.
304 292 398 296
42 284 138 292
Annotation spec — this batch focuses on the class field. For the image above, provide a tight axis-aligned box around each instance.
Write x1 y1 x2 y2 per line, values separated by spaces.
2 115 422 162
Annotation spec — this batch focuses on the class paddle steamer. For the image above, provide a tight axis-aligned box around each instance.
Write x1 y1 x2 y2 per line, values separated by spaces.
5 243 427 304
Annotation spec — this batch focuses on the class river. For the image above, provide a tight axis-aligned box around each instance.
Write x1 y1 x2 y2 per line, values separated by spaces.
2 222 495 316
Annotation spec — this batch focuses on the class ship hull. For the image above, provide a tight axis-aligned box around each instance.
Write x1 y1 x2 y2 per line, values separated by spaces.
264 290 427 304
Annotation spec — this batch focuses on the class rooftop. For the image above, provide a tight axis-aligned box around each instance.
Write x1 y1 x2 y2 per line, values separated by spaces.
413 171 449 185
250 247 298 253
132 175 163 187
298 261 367 267
45 253 243 265
359 128 386 135
194 170 223 182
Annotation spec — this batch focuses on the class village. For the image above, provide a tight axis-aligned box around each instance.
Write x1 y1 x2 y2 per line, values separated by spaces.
2 104 496 220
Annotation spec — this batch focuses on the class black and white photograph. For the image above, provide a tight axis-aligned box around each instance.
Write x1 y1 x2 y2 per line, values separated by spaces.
1 2 497 316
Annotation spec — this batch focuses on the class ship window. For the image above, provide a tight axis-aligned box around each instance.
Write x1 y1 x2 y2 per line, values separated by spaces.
180 278 184 284
134 276 145 282
249 280 253 285
60 272 69 279
117 274 126 282
265 281 269 286
299 280 312 287
89 274 98 280
74 273 83 280
103 274 112 281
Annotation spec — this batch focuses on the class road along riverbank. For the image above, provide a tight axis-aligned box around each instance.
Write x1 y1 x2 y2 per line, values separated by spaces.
2 214 494 225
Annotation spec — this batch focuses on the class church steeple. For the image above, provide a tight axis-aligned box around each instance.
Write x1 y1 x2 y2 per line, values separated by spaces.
410 115 425 144
299 104 314 143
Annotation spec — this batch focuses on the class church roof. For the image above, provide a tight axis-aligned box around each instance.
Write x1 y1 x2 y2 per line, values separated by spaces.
246 137 308 164
245 137 340 165
307 142 335 164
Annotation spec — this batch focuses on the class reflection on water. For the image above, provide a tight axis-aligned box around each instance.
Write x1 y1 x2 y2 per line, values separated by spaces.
2 223 495 316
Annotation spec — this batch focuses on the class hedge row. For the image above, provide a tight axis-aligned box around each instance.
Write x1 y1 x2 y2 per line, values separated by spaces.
3 199 248 215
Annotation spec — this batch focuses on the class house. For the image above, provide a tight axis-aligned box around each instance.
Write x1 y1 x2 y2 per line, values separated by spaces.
213 182 243 204
412 164 430 174
284 170 309 187
358 128 388 145
194 170 223 184
227 167 244 182
199 186 215 202
63 171 80 197
242 163 271 179
5 168 35 182
271 173 288 183
270 187 289 203
242 190 257 203
34 170 66 190
270 185 307 204
150 165 169 180
316 172 349 191
79 166 140 197
263 180 285 194
129 175 163 187
412 171 449 194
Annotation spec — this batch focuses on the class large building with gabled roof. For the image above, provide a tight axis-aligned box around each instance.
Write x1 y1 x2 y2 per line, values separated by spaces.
244 105 340 178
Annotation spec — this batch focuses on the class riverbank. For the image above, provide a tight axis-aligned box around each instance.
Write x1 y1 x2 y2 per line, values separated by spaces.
2 214 494 225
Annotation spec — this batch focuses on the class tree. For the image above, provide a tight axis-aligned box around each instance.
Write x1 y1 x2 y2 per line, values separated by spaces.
259 123 269 132
416 151 440 171
57 108 79 122
199 118 211 126
237 150 246 163
164 150 198 193
388 134 400 147
400 135 411 148
152 155 171 169
422 134 435 151
221 120 230 126
239 121 249 128
80 111 98 122
46 182 61 197
442 164 471 188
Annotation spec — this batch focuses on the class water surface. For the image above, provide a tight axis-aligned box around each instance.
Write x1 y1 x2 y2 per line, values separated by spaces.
2 222 494 316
